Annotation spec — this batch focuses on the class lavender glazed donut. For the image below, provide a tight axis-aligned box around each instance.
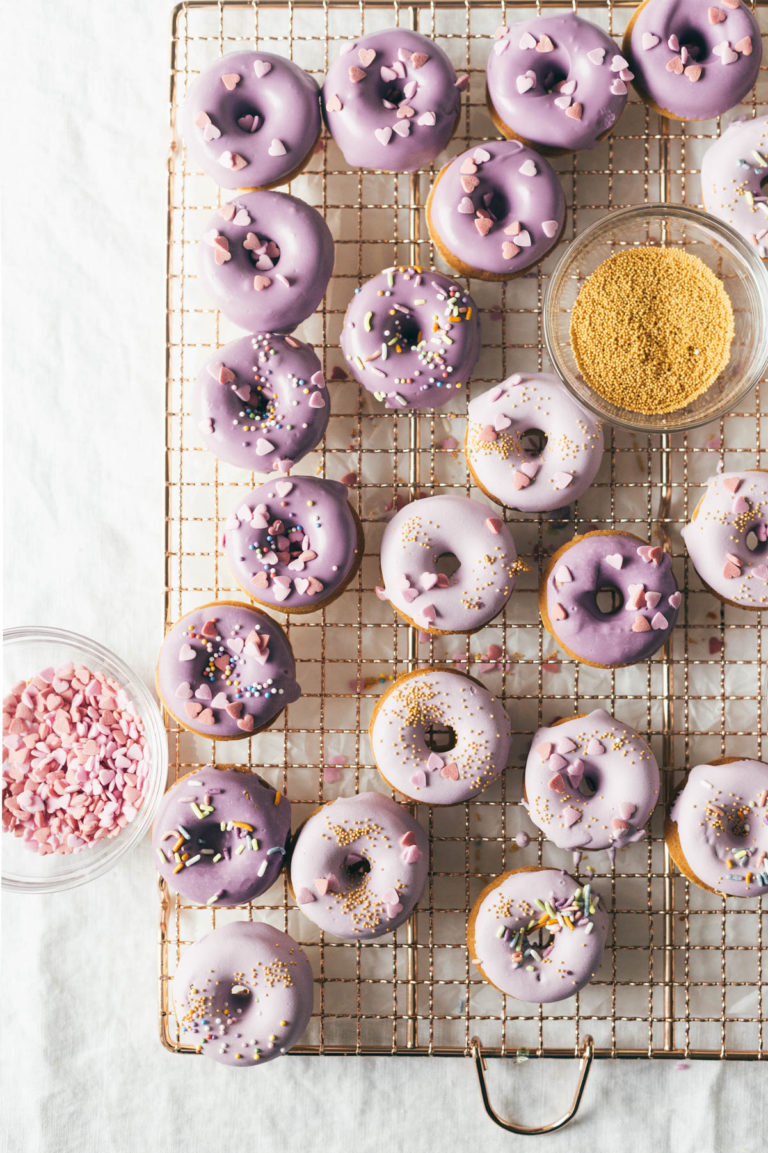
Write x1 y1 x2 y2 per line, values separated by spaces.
369 668 512 804
467 867 609 1003
322 27 464 172
425 140 566 280
623 0 761 122
666 757 768 896
682 469 768 609
193 332 329 473
540 530 681 666
702 116 768 259
379 494 521 634
181 51 321 190
465 373 604 513
199 191 334 332
524 710 660 861
156 601 300 740
486 14 631 154
340 265 480 410
152 766 290 906
222 476 363 613
290 792 428 940
174 921 314 1065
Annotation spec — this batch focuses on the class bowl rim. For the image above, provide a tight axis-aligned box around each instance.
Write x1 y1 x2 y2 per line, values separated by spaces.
543 202 768 434
3 625 168 894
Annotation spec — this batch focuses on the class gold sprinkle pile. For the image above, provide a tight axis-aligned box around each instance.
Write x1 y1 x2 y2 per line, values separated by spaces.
569 247 734 415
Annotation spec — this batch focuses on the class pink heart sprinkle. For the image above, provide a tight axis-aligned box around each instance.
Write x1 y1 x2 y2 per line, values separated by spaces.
587 48 605 65
314 877 331 896
221 73 240 90
619 802 637 821
586 739 605 756
558 738 576 754
410 770 427 789
519 31 537 50
666 57 684 75
400 830 416 847
184 701 202 719
752 564 768 582
651 612 668 630
555 565 573 585
178 644 195 662
297 887 315 904
440 762 459 781
393 121 411 138
253 275 271 292
515 230 532 247
420 572 439 591
380 65 397 82
474 215 493 237
563 807 582 828
401 587 419 604
308 391 326 409
401 844 422 864
348 66 366 84
542 219 559 238
519 460 540 478
538 741 554 762
175 682 192 700
325 93 342 112
203 121 221 141
494 414 512 432
253 59 272 78
426 752 445 772
516 74 535 94
519 159 537 177
723 560 741 580
560 80 577 96
632 615 651 632
733 495 750 513
502 240 520 260
548 774 566 793
375 127 392 146
251 571 270 590
708 6 726 23
417 111 436 127
211 693 228 709
735 36 753 55
411 52 429 69
397 105 416 119
536 34 554 53
458 196 475 214
567 759 584 787
487 517 504 535
668 591 682 609
551 472 573 490
565 102 583 121
605 554 623 570
195 683 212 702
268 138 287 157
642 32 660 50
255 437 274 456
684 64 702 82
421 603 437 623
554 95 572 110
512 470 530 490
197 708 215 726
612 818 631 832
358 47 376 67
611 79 628 96
551 601 567 621
722 475 742 494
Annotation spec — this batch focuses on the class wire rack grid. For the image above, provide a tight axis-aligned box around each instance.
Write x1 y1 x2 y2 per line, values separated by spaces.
162 0 768 1067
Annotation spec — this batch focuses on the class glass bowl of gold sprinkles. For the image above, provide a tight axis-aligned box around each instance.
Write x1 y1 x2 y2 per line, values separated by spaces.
543 203 768 433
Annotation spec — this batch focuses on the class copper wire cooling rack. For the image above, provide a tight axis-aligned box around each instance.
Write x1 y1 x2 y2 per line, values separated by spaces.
162 0 768 1130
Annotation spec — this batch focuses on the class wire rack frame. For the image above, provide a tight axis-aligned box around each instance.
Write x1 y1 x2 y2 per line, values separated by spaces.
161 0 768 1067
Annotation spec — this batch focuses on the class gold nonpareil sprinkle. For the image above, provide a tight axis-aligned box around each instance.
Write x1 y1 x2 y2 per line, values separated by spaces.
569 247 734 415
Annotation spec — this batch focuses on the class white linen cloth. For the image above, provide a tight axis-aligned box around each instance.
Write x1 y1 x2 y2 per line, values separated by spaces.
2 3 766 1151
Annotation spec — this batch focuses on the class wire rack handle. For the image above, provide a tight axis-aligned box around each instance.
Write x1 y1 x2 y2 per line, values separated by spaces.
471 1036 595 1136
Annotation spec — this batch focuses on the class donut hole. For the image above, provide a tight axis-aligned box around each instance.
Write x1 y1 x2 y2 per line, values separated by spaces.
247 233 281 271
677 27 708 61
381 81 408 108
530 926 555 954
435 552 460 580
232 101 263 133
575 772 599 799
343 852 371 885
424 722 458 754
241 384 273 423
383 310 423 352
528 59 569 95
760 175 768 196
230 982 252 999
520 427 548 458
594 584 624 616
745 524 768 556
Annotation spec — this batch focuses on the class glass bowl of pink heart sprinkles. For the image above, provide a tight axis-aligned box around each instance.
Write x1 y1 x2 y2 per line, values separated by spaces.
3 627 167 893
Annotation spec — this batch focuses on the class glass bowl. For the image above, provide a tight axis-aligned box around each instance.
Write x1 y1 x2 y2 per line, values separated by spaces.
3 627 168 894
543 203 768 433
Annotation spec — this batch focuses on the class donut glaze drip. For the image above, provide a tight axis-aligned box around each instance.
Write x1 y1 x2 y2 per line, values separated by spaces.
524 709 660 854
702 116 768 258
322 28 462 172
193 332 328 472
181 51 321 189
156 601 300 739
290 792 429 940
669 760 768 896
340 266 480 410
624 0 761 121
682 470 768 609
466 372 604 512
174 921 314 1065
152 766 290 906
222 476 362 612
370 668 512 804
486 14 630 152
468 867 609 1003
541 531 681 666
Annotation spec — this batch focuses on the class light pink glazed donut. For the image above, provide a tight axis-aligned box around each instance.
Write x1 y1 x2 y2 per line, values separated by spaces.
524 709 660 861
682 469 768 609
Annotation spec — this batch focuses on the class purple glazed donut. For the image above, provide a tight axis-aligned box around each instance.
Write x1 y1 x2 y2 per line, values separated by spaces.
486 14 631 153
623 0 761 121
540 531 681 666
465 372 604 513
468 867 609 1003
667 758 768 896
192 332 329 473
181 51 321 190
156 600 300 740
152 766 290 906
222 475 363 613
369 668 512 805
174 921 314 1065
702 116 768 259
290 792 429 940
340 266 480 410
379 494 520 634
682 469 768 609
322 28 465 172
199 191 334 332
524 710 660 859
425 140 566 279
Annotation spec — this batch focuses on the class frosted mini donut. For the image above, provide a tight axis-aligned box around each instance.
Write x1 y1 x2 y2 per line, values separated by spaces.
222 475 363 614
540 530 681 667
340 266 480 410
322 27 464 172
465 372 604 513
193 332 329 473
379 494 521 635
156 600 300 740
290 792 428 940
467 867 608 1003
486 14 631 154
623 0 761 122
425 140 566 280
702 116 768 259
199 190 334 332
682 469 768 609
369 667 512 804
181 51 321 190
524 710 660 859
666 757 768 896
174 921 314 1065
152 766 290 906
